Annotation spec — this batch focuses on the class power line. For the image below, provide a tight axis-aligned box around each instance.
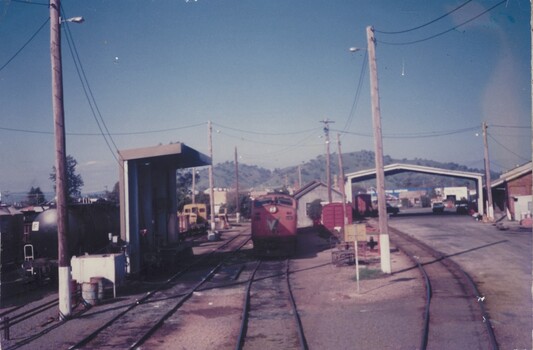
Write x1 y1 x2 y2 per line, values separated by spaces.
0 17 49 73
212 122 319 136
216 128 321 148
377 0 507 46
10 0 49 6
489 124 530 129
343 51 368 132
0 122 205 136
375 0 473 35
333 125 479 139
62 9 120 164
487 133 530 161
240 132 320 159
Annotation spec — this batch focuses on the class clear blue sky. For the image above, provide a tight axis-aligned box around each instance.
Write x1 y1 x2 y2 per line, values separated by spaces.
1 0 530 194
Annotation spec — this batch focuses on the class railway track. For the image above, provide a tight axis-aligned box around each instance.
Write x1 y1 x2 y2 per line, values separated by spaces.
389 226 498 350
236 258 307 350
68 233 252 349
1 228 251 350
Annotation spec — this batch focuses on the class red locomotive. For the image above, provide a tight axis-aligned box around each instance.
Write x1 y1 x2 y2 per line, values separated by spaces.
251 193 297 256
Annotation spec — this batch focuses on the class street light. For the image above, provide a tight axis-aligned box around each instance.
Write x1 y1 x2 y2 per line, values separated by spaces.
61 16 85 24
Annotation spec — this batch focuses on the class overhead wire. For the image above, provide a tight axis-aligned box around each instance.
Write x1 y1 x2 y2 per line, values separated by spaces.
212 121 318 136
239 131 321 160
374 0 473 35
0 122 205 136
376 0 507 46
1 123 481 141
61 8 121 165
216 127 322 148
333 125 479 139
343 50 368 132
0 17 49 73
10 0 48 5
487 133 530 162
489 124 530 129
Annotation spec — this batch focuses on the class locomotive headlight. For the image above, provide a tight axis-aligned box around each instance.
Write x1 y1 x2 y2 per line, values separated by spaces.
269 206 278 214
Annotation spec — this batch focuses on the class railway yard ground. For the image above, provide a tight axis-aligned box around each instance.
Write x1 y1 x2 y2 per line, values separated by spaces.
1 212 531 349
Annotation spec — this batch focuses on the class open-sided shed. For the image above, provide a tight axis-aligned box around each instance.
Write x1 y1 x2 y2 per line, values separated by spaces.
118 143 210 275
344 163 485 214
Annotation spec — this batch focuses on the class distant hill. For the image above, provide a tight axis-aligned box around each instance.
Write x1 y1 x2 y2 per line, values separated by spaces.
193 150 496 192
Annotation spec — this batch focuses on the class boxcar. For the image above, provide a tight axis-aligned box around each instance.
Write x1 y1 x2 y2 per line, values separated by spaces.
251 193 297 256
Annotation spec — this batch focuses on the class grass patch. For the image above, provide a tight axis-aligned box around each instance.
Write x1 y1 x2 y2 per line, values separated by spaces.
354 267 384 280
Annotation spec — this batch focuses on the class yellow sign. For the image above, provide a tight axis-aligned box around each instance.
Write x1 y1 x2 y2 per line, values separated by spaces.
344 223 367 242
355 223 367 241
344 225 356 242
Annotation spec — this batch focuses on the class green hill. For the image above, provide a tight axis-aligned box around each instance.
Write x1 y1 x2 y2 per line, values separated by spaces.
192 150 495 192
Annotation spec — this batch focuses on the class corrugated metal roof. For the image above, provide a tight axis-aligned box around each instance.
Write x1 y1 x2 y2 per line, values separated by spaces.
0 205 22 216
118 143 210 168
491 161 532 188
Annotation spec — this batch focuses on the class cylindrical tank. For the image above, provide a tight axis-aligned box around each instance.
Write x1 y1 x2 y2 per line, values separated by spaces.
29 202 119 260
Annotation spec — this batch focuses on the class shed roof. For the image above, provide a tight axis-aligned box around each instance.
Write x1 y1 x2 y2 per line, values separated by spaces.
0 205 22 216
293 180 342 200
118 143 210 169
491 161 532 188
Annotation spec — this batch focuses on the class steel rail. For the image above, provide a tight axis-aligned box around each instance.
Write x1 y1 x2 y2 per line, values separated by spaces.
0 298 58 330
68 232 250 349
390 227 498 350
235 259 262 350
285 259 309 350
235 258 308 350
441 253 499 350
385 235 431 350
415 259 431 350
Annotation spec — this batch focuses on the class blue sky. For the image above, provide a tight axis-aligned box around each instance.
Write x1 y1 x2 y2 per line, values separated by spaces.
1 0 530 194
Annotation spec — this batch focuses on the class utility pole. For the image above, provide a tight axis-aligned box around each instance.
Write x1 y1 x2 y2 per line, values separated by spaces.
337 134 348 225
50 0 71 318
234 147 240 223
191 168 196 204
208 121 216 231
320 119 334 203
298 164 302 189
367 26 391 274
482 121 494 220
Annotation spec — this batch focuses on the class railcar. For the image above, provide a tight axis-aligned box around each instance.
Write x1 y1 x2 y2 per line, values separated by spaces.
178 203 209 237
22 201 120 280
251 193 297 256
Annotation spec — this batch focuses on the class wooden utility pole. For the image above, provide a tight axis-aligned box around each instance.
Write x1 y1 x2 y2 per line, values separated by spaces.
234 147 240 223
191 168 196 204
337 134 348 225
208 121 216 231
482 121 494 220
320 119 334 203
367 26 391 274
50 0 72 318
298 164 302 189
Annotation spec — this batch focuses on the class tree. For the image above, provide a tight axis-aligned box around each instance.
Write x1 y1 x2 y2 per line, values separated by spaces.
226 192 252 217
27 186 46 205
176 170 194 210
307 198 323 222
49 155 84 202
105 182 120 203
